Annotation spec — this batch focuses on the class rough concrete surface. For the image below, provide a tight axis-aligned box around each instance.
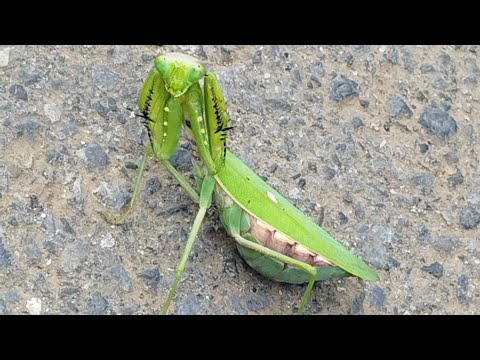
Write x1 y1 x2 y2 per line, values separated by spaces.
0 45 478 315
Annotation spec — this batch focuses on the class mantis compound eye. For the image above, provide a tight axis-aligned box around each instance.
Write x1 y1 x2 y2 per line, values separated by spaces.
187 65 206 85
155 56 170 79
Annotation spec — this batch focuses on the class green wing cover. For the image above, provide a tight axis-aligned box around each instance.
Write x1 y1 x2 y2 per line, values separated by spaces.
216 149 379 281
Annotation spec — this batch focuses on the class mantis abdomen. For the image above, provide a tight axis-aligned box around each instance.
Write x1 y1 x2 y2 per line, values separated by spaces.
209 152 351 285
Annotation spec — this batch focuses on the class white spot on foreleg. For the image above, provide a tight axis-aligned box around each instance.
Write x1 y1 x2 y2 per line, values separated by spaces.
267 191 278 203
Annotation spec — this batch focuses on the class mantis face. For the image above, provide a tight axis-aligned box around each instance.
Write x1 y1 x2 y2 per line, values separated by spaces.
155 52 206 97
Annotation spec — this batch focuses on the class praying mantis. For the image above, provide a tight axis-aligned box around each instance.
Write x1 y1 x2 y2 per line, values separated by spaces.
101 52 379 314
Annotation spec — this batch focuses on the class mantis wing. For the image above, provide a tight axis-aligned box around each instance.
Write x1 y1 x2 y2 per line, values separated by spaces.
215 149 379 281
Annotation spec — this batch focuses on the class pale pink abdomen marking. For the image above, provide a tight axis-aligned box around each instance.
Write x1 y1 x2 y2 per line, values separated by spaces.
248 215 334 267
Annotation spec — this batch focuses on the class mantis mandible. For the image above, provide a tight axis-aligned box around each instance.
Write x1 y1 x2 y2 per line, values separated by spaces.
101 52 379 314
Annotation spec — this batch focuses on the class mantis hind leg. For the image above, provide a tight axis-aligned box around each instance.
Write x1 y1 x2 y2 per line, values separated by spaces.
100 147 151 225
162 175 216 315
100 148 201 225
232 235 317 315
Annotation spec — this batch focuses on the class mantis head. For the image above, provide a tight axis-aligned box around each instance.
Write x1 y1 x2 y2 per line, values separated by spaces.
155 53 206 97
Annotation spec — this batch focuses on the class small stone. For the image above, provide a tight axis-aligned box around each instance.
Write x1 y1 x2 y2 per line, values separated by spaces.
34 273 49 294
350 293 365 314
360 99 370 108
110 45 129 65
323 167 336 181
88 292 108 315
343 192 353 203
370 285 386 309
467 192 480 206
144 177 162 197
353 203 365 220
117 113 127 124
457 275 468 300
177 294 203 315
265 99 292 112
418 224 430 242
44 103 62 123
466 239 480 257
100 233 116 249
68 194 85 214
330 75 360 101
288 187 300 200
111 265 133 293
438 51 455 75
448 169 464 187
352 45 371 53
372 225 395 244
81 144 109 168
337 212 349 225
60 240 88 273
0 236 12 269
419 106 457 139
94 101 109 118
93 181 130 211
389 95 413 119
19 69 42 85
246 294 270 312
410 172 434 188
230 296 248 315
15 120 42 138
26 297 42 315
3 290 20 302
421 262 443 278
444 150 459 164
465 58 479 74
345 52 354 66
23 235 42 260
61 122 78 139
357 229 390 269
384 48 398 64
92 65 119 91
432 235 458 252
459 206 480 229
125 161 138 170
60 287 80 296
308 161 317 173
170 144 193 172
420 63 435 73
47 149 64 164
431 75 450 90
138 268 161 292
60 218 76 236
9 84 28 101
107 97 117 111
43 233 68 255
0 47 11 67
41 209 56 235
441 211 453 226
252 50 262 65
419 143 429 153
312 60 325 79
164 202 189 216
141 53 156 63
224 257 239 278
352 117 364 128
401 49 417 73
464 75 478 84
30 194 43 212
0 299 8 315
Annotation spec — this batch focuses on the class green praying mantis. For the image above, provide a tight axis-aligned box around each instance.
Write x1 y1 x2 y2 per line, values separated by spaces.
101 52 379 314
